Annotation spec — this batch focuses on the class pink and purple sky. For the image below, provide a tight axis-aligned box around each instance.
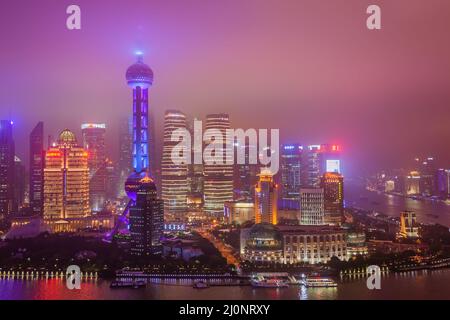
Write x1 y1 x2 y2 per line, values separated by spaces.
1 0 449 175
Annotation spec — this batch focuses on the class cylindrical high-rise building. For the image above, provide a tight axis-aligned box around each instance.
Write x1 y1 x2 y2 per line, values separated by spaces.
203 114 234 217
161 110 188 215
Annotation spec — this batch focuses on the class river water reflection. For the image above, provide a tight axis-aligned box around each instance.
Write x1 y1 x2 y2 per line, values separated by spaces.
1 269 450 300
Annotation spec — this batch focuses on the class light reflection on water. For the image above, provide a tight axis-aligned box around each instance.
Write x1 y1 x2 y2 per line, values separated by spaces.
345 181 450 227
1 269 450 300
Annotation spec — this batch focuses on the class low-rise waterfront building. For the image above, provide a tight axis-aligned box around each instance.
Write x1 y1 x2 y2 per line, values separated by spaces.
240 223 348 264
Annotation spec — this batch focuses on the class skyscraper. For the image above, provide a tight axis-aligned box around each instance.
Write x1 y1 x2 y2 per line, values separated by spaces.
29 122 44 217
203 114 234 216
43 129 90 220
299 144 342 189
14 156 26 213
118 117 133 198
418 157 436 196
299 188 324 225
234 143 259 200
301 145 321 188
280 144 302 202
319 144 342 175
82 123 106 170
105 159 118 200
436 169 450 199
82 123 107 211
254 168 278 225
161 110 188 215
320 172 344 226
129 175 163 256
0 120 15 219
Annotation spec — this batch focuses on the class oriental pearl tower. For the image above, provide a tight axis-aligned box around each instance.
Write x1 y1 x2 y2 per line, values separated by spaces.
124 53 154 201
106 53 155 241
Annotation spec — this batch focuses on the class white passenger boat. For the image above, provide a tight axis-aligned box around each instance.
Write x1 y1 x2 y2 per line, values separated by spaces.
301 276 337 288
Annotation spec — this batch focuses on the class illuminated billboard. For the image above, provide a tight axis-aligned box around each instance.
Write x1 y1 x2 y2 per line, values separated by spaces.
326 159 341 173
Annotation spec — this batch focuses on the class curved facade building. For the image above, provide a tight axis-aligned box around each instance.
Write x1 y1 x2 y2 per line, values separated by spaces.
241 223 283 262
203 114 234 216
161 110 188 215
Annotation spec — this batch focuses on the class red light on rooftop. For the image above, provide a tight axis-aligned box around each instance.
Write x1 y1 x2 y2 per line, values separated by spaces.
331 145 341 152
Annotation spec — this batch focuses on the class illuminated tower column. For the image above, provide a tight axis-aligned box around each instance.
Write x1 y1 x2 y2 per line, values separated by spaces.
107 53 156 241
126 53 153 174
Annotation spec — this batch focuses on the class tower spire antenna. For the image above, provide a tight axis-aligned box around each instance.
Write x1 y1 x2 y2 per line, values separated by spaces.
136 51 144 63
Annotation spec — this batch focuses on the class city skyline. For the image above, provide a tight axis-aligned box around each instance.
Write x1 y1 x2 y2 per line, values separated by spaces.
1 1 450 304
1 0 450 176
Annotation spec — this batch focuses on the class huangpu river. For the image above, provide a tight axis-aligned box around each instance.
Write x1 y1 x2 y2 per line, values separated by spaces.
345 179 450 227
1 270 450 300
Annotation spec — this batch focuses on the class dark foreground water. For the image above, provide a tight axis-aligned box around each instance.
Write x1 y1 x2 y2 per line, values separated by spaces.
1 269 450 300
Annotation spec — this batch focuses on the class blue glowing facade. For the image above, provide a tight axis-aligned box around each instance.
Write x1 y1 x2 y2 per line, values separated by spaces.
106 54 155 241
126 53 153 174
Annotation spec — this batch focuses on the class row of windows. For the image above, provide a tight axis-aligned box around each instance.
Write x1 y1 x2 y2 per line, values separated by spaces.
286 252 345 260
285 246 346 253
284 234 345 243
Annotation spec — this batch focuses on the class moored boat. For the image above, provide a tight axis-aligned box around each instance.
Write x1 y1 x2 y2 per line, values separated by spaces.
110 280 146 289
251 278 288 288
193 280 210 289
301 276 337 288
